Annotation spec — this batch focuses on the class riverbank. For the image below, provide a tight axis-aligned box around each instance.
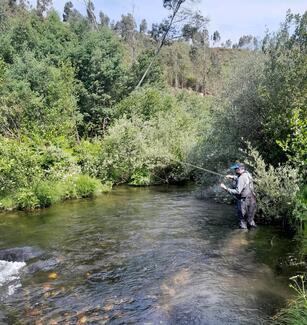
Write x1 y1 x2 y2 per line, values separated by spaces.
0 174 112 211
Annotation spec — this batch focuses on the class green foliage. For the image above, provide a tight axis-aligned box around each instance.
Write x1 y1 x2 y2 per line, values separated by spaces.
125 50 165 93
0 53 79 141
273 275 307 324
16 188 39 210
245 145 302 229
97 116 145 183
0 196 15 210
94 88 209 185
294 185 307 231
70 28 125 136
114 87 175 120
0 137 42 196
129 169 152 186
74 140 101 177
260 11 307 166
59 175 109 199
34 181 61 208
74 174 102 198
193 52 266 171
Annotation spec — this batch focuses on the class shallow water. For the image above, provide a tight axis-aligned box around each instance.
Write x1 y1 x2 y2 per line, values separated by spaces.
0 185 301 324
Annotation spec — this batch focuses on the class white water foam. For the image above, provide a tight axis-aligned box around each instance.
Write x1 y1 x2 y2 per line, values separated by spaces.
0 260 25 295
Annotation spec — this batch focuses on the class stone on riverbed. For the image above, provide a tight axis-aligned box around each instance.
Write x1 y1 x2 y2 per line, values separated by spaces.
0 247 43 262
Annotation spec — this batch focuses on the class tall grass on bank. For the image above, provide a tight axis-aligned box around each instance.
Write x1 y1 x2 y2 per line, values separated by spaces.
273 275 307 324
0 175 112 211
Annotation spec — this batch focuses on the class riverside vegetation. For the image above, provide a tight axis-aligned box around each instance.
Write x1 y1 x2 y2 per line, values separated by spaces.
0 1 306 322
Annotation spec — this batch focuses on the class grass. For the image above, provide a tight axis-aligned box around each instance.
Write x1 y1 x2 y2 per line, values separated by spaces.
273 275 307 324
0 175 112 211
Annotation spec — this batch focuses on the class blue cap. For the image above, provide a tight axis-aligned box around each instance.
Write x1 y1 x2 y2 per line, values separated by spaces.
230 163 245 170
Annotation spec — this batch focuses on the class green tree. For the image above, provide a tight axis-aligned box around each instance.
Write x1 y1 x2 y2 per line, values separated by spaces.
212 30 221 45
139 18 147 34
260 11 307 166
115 13 137 61
70 28 125 136
99 11 110 27
36 0 52 17
63 1 73 22
85 0 98 30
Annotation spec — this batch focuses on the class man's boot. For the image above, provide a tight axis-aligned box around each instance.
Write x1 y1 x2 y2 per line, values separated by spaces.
239 220 247 229
248 220 257 228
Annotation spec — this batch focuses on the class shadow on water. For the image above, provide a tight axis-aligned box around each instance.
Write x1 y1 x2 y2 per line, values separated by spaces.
0 185 303 324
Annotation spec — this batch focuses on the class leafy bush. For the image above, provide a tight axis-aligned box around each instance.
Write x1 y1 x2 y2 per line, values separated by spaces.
34 181 61 207
59 174 107 199
74 140 101 177
38 144 80 181
98 117 145 183
74 174 102 198
261 11 307 168
59 177 78 200
129 169 152 186
294 185 307 233
16 188 39 210
245 145 302 228
113 87 175 120
0 137 42 196
0 196 15 210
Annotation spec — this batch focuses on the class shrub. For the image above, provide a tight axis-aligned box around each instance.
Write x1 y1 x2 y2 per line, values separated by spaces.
16 188 39 210
129 169 152 186
245 144 302 229
294 185 307 233
100 181 113 193
97 117 145 183
59 176 78 199
0 196 15 210
34 181 61 208
113 87 175 120
74 175 102 198
0 137 42 196
73 140 101 177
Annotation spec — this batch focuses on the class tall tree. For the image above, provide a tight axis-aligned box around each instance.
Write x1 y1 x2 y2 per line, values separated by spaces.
225 39 232 48
238 34 253 49
212 30 221 45
139 18 147 34
8 0 17 10
116 13 137 62
99 11 110 27
136 0 186 89
63 1 73 22
84 0 97 30
36 0 52 17
182 11 208 45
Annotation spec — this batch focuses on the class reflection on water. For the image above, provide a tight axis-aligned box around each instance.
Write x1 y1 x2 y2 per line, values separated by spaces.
0 185 301 324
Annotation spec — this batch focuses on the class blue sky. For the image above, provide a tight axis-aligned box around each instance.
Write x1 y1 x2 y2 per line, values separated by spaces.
28 0 306 42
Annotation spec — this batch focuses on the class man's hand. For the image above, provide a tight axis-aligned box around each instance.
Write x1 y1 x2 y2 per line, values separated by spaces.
225 175 234 179
220 183 227 191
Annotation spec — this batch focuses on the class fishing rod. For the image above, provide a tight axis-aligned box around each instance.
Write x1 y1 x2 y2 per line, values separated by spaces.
171 159 225 178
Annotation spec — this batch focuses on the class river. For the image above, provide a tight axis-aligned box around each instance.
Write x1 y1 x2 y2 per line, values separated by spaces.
0 185 301 324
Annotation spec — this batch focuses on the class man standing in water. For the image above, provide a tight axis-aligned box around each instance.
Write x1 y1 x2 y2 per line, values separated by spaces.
220 163 257 229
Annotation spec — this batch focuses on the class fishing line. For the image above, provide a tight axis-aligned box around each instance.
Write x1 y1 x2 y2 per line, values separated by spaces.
171 158 225 178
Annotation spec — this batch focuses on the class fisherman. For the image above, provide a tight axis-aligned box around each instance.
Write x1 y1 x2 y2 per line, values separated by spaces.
220 163 257 229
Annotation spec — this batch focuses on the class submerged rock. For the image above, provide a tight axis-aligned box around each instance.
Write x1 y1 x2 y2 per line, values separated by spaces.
0 247 43 262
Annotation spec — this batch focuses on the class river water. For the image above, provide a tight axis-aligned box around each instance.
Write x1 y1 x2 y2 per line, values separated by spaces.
0 185 301 324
